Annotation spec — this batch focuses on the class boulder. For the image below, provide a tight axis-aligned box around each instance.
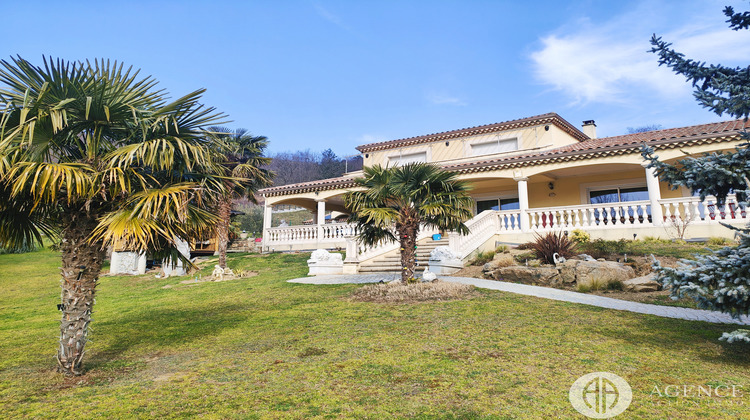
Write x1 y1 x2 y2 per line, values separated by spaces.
558 260 581 284
483 254 514 273
491 266 561 285
575 260 635 289
623 274 660 292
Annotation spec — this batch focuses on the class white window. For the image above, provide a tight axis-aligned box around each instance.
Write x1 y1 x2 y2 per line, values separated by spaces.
470 138 518 156
388 151 427 166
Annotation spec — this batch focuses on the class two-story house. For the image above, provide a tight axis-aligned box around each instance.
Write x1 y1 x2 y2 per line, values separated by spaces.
259 112 750 273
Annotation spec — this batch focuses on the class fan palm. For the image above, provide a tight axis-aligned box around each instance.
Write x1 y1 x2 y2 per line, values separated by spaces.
0 56 231 375
344 163 473 283
208 127 272 269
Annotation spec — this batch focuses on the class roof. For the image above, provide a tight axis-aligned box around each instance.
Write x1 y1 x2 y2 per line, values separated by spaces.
355 112 589 153
444 118 750 174
260 118 750 197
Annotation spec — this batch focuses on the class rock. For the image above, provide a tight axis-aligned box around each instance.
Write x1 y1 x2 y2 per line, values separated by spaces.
483 262 495 273
421 270 437 282
575 254 596 262
596 258 606 262
491 266 561 285
558 260 581 283
623 274 661 292
576 260 635 289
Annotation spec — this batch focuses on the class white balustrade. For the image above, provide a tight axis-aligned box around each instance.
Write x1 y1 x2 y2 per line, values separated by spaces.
526 200 652 231
658 194 748 224
265 195 749 255
265 223 359 248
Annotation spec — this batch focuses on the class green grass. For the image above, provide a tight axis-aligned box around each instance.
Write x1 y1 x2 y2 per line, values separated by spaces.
2 249 750 418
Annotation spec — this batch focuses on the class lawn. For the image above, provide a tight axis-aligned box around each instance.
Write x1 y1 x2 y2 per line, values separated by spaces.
1 248 749 418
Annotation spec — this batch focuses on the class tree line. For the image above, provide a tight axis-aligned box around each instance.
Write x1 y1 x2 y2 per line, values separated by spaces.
266 148 362 187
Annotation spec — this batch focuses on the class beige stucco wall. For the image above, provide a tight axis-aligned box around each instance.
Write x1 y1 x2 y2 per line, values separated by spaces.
361 123 580 167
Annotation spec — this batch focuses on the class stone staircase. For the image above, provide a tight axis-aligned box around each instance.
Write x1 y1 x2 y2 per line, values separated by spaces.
358 238 449 273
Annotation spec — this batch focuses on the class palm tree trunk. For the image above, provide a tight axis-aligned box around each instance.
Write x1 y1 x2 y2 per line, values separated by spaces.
216 197 232 269
398 214 419 283
57 208 106 376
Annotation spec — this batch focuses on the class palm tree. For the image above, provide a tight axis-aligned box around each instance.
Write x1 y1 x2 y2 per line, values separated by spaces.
344 163 473 283
209 127 272 269
0 56 231 375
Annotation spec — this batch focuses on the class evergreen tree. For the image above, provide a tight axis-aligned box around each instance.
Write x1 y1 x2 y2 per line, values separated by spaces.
641 6 750 342
319 148 345 179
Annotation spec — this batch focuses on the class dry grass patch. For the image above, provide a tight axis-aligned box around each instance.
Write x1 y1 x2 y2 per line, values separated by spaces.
350 280 477 303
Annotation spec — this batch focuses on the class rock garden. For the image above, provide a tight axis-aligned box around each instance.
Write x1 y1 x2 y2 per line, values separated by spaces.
452 230 735 307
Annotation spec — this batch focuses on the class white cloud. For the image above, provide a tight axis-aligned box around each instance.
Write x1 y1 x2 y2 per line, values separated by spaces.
355 134 387 145
313 2 352 32
426 92 467 106
529 1 750 105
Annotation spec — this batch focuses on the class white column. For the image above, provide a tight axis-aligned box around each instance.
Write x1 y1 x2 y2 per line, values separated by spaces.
642 162 664 226
316 199 326 245
262 202 273 252
263 203 273 230
515 176 530 232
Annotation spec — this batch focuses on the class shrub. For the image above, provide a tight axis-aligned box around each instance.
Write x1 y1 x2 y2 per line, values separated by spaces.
643 236 670 244
570 229 590 244
495 244 509 253
707 237 732 246
579 239 628 259
513 251 536 264
576 278 621 292
470 250 495 266
528 231 577 265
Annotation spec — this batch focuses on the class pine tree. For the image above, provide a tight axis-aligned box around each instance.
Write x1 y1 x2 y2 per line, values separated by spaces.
641 6 750 342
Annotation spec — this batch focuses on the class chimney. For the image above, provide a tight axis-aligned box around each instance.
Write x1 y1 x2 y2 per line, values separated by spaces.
582 120 597 139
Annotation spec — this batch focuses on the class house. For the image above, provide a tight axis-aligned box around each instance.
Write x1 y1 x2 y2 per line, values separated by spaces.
259 112 750 272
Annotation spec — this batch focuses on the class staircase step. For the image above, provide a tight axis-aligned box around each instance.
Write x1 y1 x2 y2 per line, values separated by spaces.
358 266 426 273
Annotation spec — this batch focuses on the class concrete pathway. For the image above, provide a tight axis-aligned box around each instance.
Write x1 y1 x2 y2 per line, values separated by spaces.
289 274 750 326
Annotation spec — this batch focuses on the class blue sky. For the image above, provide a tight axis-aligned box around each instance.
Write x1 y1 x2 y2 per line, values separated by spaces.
6 0 750 156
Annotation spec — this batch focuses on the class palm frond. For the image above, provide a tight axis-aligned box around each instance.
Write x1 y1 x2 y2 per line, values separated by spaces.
5 161 96 205
0 182 58 250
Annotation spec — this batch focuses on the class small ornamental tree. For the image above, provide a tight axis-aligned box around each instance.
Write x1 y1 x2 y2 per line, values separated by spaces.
209 127 272 269
344 163 473 283
641 6 750 341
